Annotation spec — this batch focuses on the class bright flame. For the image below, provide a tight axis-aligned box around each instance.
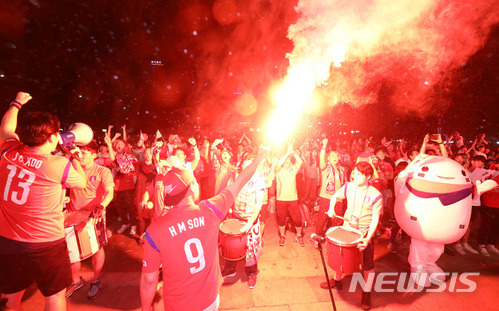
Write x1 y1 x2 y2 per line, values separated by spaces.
331 44 346 68
266 64 317 144
266 42 347 143
266 26 348 143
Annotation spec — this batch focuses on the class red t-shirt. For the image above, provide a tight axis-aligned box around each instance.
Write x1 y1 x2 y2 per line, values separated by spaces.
113 153 137 191
0 139 85 243
69 163 114 211
142 190 233 311
372 161 393 191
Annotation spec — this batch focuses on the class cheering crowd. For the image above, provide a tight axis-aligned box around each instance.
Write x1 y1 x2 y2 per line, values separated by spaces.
0 92 498 311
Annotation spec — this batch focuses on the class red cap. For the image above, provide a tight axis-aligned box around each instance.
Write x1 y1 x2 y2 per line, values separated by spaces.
162 167 195 206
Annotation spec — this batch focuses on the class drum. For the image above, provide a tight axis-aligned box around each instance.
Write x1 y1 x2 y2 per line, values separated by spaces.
64 211 99 263
219 219 248 261
326 226 363 274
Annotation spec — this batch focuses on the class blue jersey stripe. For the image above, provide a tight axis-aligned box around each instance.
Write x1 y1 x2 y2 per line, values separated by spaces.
204 200 224 221
145 231 160 252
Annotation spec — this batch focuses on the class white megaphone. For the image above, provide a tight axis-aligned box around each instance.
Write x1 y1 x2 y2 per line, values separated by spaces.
59 123 94 149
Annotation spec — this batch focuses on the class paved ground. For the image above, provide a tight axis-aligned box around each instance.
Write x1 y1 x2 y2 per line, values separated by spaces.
9 212 499 310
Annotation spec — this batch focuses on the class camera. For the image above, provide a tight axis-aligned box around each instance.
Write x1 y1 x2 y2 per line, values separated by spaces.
429 134 439 141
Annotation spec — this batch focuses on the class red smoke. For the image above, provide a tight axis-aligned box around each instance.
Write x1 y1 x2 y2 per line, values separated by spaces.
286 0 499 117
186 0 499 127
4 1 496 133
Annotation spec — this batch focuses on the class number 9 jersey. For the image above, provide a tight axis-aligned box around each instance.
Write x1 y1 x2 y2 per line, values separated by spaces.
0 139 86 243
142 190 234 311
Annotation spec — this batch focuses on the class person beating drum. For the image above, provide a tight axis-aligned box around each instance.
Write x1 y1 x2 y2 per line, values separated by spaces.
324 161 383 311
65 140 114 300
221 154 266 289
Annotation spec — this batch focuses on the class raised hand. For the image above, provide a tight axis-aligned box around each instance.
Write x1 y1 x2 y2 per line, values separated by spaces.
14 92 32 105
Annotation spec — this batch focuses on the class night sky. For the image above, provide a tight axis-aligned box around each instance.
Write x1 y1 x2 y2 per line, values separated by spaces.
1 0 498 142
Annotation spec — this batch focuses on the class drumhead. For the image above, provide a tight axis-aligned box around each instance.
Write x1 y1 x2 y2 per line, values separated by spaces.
326 226 363 246
219 219 245 235
64 210 92 227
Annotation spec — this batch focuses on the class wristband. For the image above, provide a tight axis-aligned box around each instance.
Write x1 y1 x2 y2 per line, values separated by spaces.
10 101 22 109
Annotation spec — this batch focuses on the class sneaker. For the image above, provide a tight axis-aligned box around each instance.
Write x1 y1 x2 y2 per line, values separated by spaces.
387 242 397 253
486 244 499 256
463 243 479 254
320 279 342 290
478 245 490 257
248 273 258 289
296 236 305 247
65 277 84 298
130 225 137 236
453 243 466 255
361 291 371 310
87 280 102 300
117 223 130 234
221 269 236 279
278 235 286 246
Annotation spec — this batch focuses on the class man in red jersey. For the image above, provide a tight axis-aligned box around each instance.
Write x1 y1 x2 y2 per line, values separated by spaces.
0 92 86 310
140 146 268 311
65 140 114 300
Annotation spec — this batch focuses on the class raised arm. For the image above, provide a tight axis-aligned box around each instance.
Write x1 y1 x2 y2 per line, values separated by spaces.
104 132 115 161
210 138 224 163
293 151 303 169
108 125 120 143
478 133 488 146
275 152 289 173
136 131 146 150
1 92 32 141
469 137 478 152
188 138 200 170
225 147 269 199
121 124 127 142
419 134 429 154
202 139 210 164
319 138 328 170
239 131 250 145
436 134 448 158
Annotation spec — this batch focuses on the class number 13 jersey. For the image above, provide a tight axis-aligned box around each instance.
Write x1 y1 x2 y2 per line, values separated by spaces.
0 139 85 243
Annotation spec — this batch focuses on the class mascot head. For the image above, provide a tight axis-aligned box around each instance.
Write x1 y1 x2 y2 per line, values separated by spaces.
395 155 473 243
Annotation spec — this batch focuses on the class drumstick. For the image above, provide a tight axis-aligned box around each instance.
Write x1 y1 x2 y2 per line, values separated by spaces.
333 214 344 220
